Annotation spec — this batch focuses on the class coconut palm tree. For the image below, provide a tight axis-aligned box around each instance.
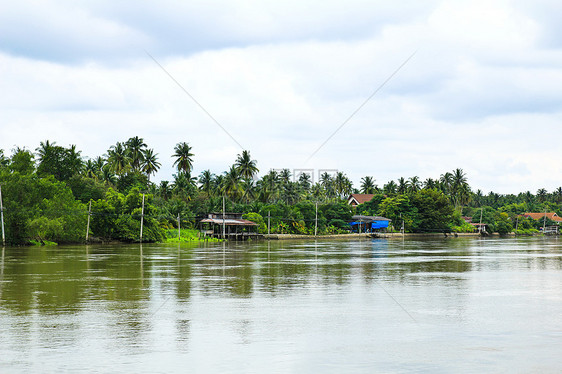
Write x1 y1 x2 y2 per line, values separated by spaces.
198 170 214 196
360 176 376 194
172 142 194 175
223 165 242 200
423 178 437 190
397 177 408 194
235 150 259 181
159 180 172 200
383 180 397 195
125 136 147 172
142 148 161 180
536 188 548 203
408 176 421 193
106 142 130 175
298 173 312 191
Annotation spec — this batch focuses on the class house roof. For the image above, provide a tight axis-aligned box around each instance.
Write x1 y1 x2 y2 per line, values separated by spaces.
348 194 375 205
521 212 562 222
351 215 391 223
200 218 258 226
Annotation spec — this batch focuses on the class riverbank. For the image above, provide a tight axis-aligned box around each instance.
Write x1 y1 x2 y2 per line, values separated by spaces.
264 232 489 240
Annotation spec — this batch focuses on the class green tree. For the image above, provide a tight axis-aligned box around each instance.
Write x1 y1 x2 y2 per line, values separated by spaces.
172 142 194 175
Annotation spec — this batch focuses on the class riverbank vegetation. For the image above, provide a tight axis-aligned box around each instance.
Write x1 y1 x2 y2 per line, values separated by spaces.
1 138 560 245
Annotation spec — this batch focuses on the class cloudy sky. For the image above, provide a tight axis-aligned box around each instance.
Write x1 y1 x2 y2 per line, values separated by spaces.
1 0 561 193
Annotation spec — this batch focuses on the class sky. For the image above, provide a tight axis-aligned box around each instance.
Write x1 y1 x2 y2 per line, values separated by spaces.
1 0 562 194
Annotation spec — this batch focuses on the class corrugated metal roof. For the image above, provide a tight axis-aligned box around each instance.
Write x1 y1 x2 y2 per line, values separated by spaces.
200 218 258 226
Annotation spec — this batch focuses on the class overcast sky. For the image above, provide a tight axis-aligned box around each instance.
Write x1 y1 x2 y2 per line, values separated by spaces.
1 0 561 194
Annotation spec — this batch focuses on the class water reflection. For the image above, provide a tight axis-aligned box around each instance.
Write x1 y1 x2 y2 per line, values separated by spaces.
0 238 560 372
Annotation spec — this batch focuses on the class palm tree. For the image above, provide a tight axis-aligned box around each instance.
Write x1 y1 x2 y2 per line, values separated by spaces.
397 177 408 194
142 148 161 180
334 172 352 198
159 180 172 200
125 136 147 172
439 172 453 194
67 144 84 176
106 142 130 175
172 142 194 174
279 169 291 185
408 176 421 193
451 168 469 211
383 180 397 195
536 188 548 203
235 150 259 181
35 140 55 163
198 170 214 196
423 178 437 190
84 159 97 179
223 165 242 200
298 173 312 191
554 187 562 203
360 176 376 194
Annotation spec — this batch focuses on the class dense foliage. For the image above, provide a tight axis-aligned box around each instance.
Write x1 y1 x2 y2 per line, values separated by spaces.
1 138 561 245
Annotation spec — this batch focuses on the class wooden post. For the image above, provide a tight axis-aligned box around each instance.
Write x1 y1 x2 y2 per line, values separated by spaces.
177 213 181 240
0 185 5 247
140 193 145 242
86 200 92 241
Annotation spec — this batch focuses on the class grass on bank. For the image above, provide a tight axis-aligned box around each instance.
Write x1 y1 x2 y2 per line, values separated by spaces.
163 228 222 243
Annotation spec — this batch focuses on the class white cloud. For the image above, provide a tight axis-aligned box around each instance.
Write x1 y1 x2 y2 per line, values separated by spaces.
1 0 562 194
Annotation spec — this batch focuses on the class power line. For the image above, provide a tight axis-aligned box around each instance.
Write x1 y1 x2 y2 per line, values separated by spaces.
305 51 417 164
145 50 245 150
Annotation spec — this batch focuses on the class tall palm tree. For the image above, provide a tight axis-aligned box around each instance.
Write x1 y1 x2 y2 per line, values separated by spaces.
84 159 97 179
397 177 408 194
298 173 312 191
106 142 130 175
142 148 161 180
383 180 397 195
67 144 84 176
334 172 352 199
198 170 214 196
172 142 194 175
408 176 421 193
159 180 172 200
279 169 291 185
125 136 147 172
223 165 242 200
235 150 259 181
35 140 55 163
554 187 562 203
360 176 376 194
423 178 436 190
536 188 548 203
439 172 453 195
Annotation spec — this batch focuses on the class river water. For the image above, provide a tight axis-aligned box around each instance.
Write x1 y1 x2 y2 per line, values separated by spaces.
0 237 560 373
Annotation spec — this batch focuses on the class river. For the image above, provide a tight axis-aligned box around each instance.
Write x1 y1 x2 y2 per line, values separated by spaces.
0 237 560 373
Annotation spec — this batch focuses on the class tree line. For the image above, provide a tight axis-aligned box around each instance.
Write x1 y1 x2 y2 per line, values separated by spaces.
1 137 561 245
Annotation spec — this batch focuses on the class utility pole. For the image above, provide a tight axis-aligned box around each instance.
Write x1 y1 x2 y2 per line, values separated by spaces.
515 216 519 235
0 185 5 247
86 200 92 241
267 210 271 236
140 193 145 243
